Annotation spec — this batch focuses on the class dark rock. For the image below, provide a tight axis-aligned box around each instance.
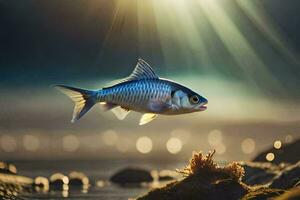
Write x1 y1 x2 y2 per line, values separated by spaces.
0 180 26 200
239 162 280 185
158 170 177 181
270 161 300 190
0 173 34 199
110 167 153 184
158 175 175 181
138 171 248 200
34 176 49 192
68 171 89 188
137 150 293 200
242 187 284 200
253 139 300 164
274 188 300 200
49 173 69 190
0 162 17 174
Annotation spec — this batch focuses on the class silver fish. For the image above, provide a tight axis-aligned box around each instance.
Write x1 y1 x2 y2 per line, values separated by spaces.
55 59 208 125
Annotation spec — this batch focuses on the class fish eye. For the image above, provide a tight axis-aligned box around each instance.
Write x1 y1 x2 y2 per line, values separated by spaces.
190 95 199 104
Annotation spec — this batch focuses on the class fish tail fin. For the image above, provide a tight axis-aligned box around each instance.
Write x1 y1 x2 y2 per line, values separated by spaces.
55 85 97 123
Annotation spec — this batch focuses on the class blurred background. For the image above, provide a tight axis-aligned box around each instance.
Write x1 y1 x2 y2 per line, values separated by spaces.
0 0 299 163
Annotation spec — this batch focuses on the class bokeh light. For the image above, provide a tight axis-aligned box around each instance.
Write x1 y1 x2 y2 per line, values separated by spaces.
62 135 80 152
101 130 118 146
23 135 40 152
207 129 222 146
136 136 153 154
241 138 256 154
266 152 275 162
0 135 17 152
170 129 190 144
273 140 282 149
214 143 226 155
166 137 182 154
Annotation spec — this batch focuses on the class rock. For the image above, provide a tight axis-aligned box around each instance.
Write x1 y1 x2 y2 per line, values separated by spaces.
294 180 300 188
274 188 300 200
139 172 249 200
34 176 49 192
270 161 300 189
0 162 17 174
0 180 25 200
110 167 153 184
0 173 34 199
138 151 249 200
242 187 284 200
239 161 280 185
137 150 294 200
68 171 89 189
158 170 177 181
253 139 300 164
49 173 69 190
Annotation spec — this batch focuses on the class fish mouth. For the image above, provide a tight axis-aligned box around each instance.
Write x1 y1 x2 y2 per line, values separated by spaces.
198 102 208 111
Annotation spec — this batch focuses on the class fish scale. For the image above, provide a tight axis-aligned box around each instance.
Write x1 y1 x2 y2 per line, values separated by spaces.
99 79 172 112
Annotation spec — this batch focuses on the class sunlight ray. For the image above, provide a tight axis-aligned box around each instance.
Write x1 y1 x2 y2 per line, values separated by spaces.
198 0 283 92
236 0 300 65
152 0 182 68
169 0 211 70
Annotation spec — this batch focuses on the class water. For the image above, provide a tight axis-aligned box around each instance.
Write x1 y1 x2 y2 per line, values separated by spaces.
13 160 184 200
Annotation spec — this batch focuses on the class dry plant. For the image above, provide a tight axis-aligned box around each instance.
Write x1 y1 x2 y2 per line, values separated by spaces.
177 150 245 182
223 162 245 181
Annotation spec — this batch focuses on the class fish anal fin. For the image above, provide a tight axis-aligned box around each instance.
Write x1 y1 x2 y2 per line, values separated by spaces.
111 106 131 120
139 113 158 125
99 102 117 111
120 106 130 112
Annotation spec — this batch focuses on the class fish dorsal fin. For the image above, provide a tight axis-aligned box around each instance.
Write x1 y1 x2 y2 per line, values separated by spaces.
139 113 158 125
103 58 158 89
128 58 158 81
111 106 131 120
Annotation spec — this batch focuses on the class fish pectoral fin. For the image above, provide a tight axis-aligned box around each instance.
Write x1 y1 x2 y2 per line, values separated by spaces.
139 113 158 125
99 102 117 111
111 106 131 120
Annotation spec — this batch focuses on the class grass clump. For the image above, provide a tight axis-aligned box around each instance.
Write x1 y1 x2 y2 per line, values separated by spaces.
177 150 245 182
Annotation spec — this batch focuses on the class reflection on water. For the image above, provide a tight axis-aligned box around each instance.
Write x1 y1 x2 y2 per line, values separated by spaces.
0 124 299 162
16 160 183 200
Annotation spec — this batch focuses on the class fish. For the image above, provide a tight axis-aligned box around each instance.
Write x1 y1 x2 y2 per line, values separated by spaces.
55 58 208 125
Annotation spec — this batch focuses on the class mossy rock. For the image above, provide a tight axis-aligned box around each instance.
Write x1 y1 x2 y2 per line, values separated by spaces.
239 162 280 186
274 188 300 200
138 170 249 200
253 139 300 164
270 161 300 190
242 187 284 200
